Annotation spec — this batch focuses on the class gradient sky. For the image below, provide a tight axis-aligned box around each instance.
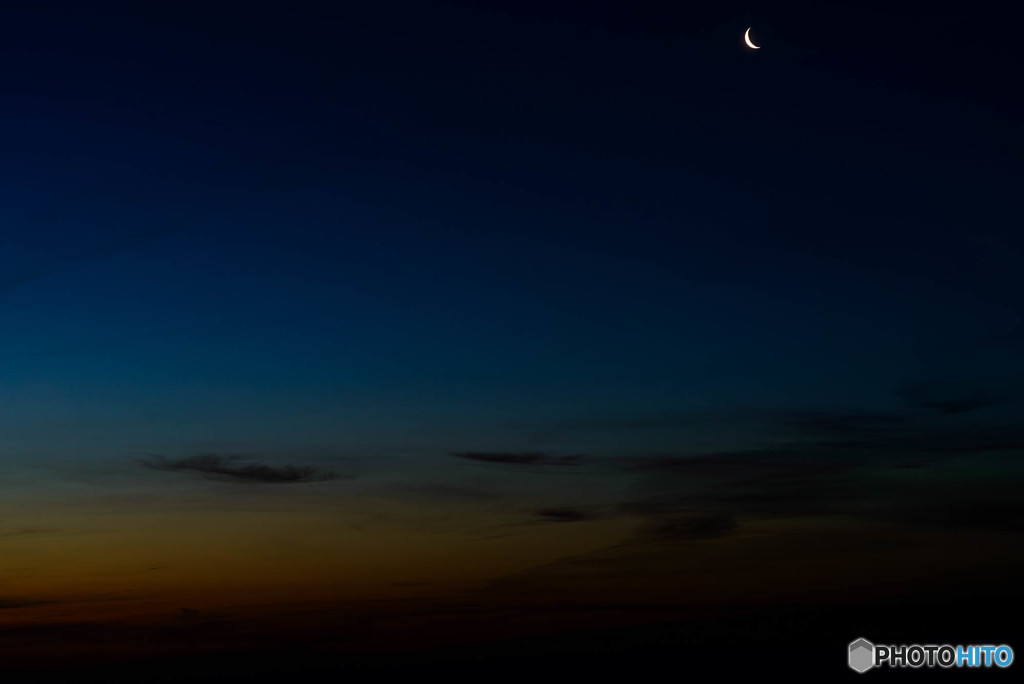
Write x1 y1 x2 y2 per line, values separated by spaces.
1 2 1022 672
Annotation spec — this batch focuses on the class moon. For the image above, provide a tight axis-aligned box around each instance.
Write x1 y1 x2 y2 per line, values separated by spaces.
744 27 761 49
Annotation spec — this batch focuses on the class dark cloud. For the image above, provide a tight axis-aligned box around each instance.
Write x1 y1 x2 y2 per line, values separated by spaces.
615 409 1024 463
896 381 1007 415
887 501 1024 533
921 399 993 415
536 508 596 523
453 452 586 467
617 451 1024 530
779 410 908 436
615 449 841 477
139 454 341 484
810 423 1024 455
468 402 1024 612
0 599 56 610
544 412 707 433
636 513 738 541
541 408 911 439
600 405 1024 530
464 406 1024 539
0 528 65 538
394 483 502 502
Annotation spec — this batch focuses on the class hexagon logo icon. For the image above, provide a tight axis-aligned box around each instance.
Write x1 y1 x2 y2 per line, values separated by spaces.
849 638 875 673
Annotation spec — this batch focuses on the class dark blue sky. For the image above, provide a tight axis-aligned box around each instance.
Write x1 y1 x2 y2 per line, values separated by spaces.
1 1 1021 470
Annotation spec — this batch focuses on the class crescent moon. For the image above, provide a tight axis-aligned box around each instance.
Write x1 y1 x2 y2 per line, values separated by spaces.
744 27 761 49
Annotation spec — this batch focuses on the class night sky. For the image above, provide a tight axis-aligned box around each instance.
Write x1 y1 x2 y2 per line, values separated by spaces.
1 2 1022 680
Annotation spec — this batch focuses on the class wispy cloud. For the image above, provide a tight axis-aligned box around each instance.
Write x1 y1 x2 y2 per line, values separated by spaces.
606 405 1024 529
535 507 597 523
0 599 57 610
778 410 908 436
453 452 586 467
139 454 341 484
896 380 1008 415
0 528 66 538
634 512 738 541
